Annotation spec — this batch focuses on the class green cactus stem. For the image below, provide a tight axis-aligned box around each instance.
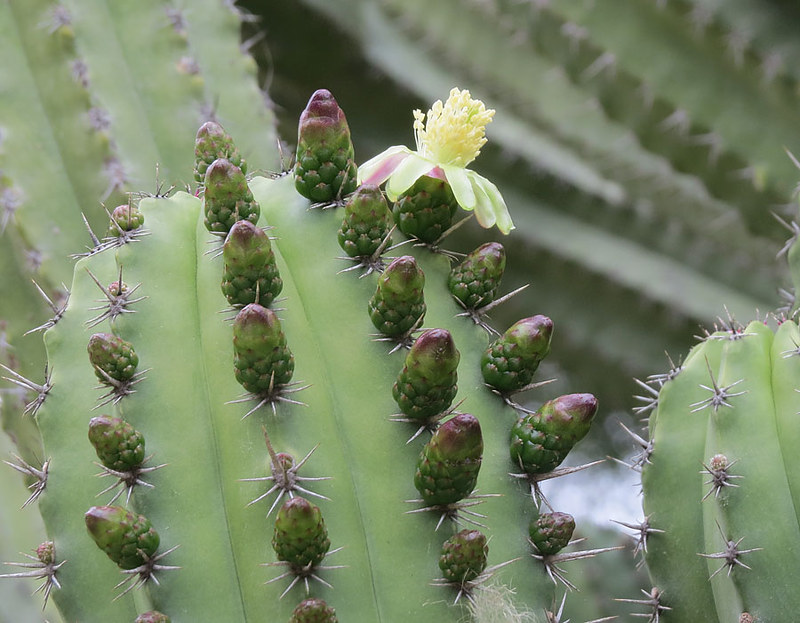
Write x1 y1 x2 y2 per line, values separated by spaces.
368 254 426 343
412 413 484 526
391 328 460 435
293 89 358 205
392 175 459 244
337 183 394 274
194 121 246 185
203 157 260 235
221 219 283 308
481 315 554 395
289 597 338 623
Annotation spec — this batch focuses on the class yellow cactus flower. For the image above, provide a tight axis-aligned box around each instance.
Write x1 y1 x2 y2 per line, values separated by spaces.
358 88 514 234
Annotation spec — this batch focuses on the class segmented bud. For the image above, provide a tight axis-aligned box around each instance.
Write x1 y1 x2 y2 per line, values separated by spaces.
107 204 144 237
414 413 483 506
87 332 139 383
88 415 145 472
135 612 171 623
337 184 392 258
272 497 330 569
36 541 55 565
392 175 458 243
203 158 260 234
221 220 282 307
509 393 598 474
85 505 160 569
439 529 488 584
392 329 460 419
369 255 426 337
481 315 553 393
529 511 575 556
194 120 246 183
233 304 294 394
289 598 338 623
294 89 357 203
448 242 506 309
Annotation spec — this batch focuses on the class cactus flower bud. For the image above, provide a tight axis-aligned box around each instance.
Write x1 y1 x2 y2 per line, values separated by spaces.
272 497 330 569
529 512 575 556
294 89 357 203
392 329 460 419
481 315 553 393
135 612 171 623
88 415 145 472
448 242 506 309
510 393 598 474
107 204 144 237
414 413 483 506
337 184 393 258
369 255 426 337
203 158 260 234
439 529 488 584
85 505 160 570
233 304 294 394
87 332 139 383
222 220 282 308
393 175 458 243
289 598 338 623
194 121 246 183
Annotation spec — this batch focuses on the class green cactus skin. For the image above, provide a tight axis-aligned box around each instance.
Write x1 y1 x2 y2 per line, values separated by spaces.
481 315 554 394
221 220 283 308
529 512 575 556
289 597 338 623
368 255 426 337
87 332 139 383
439 529 488 584
272 497 331 570
84 505 160 571
232 303 295 394
194 121 247 184
337 183 393 259
392 328 460 421
107 204 145 237
448 242 506 311
413 413 483 507
392 175 458 244
88 415 145 473
294 89 358 204
509 393 598 475
642 320 800 622
135 611 170 623
203 158 260 234
24 173 603 621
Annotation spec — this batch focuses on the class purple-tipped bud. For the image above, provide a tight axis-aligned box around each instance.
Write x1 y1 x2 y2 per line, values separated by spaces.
88 415 145 472
203 158 260 234
448 242 506 309
107 204 144 236
481 315 553 393
439 529 488 584
135 612 171 623
87 332 139 383
289 598 338 623
529 511 575 555
85 505 160 570
194 121 246 183
36 541 55 565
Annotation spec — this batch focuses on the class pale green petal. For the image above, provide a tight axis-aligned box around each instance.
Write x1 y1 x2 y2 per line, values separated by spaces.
469 173 496 229
358 145 412 186
442 164 476 210
385 153 435 200
471 173 515 234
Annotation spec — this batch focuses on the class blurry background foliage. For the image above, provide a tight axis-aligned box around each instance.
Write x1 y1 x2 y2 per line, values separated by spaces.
3 0 800 620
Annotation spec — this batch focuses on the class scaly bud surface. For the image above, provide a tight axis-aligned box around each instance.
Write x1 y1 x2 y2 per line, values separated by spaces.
439 529 488 583
392 329 460 419
393 175 457 243
289 598 338 623
481 315 553 393
529 512 575 556
107 204 144 237
194 121 246 183
84 505 160 570
87 332 139 383
337 184 392 257
135 612 171 623
233 303 294 394
448 242 506 309
272 497 331 569
294 89 357 203
203 158 260 234
222 220 282 307
369 255 426 336
414 413 483 506
509 393 598 474
88 415 145 472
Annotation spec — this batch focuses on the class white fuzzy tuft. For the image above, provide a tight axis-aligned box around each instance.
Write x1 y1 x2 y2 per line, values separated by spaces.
464 581 542 623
